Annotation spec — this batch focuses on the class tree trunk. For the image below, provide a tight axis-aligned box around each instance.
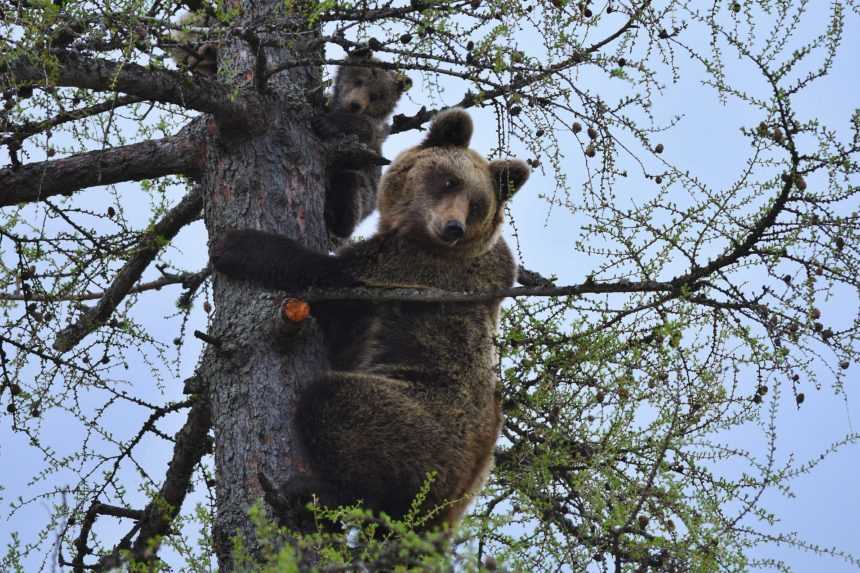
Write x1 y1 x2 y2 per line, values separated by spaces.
198 2 325 567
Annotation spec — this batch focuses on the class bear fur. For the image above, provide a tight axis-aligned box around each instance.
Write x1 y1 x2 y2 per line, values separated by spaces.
211 108 529 531
314 54 411 239
168 11 218 76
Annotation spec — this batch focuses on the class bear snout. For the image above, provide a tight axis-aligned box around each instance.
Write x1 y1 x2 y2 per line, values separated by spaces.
441 220 466 243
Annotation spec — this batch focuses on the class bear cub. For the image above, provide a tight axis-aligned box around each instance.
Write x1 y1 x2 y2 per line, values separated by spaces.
212 108 529 531
314 53 411 238
168 11 218 76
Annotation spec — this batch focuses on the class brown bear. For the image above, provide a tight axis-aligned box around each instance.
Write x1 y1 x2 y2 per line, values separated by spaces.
211 108 529 531
313 53 411 238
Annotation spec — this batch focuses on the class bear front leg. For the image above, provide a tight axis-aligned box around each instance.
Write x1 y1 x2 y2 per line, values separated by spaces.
312 111 376 143
210 229 351 290
325 170 369 238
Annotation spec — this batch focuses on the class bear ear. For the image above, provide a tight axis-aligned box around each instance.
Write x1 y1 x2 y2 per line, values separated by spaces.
422 108 473 148
490 159 530 203
395 73 412 93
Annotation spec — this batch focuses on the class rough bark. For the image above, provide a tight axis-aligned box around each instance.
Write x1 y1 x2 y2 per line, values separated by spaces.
196 3 327 568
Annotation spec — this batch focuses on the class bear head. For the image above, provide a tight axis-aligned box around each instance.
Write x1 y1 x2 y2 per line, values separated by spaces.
377 108 530 257
332 54 412 120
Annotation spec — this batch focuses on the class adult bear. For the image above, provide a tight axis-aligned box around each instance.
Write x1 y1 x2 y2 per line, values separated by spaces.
212 108 529 531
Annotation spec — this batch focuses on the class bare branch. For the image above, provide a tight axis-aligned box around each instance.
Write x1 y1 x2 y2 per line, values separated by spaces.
0 269 209 302
4 52 267 127
294 278 694 305
52 187 203 352
0 132 203 207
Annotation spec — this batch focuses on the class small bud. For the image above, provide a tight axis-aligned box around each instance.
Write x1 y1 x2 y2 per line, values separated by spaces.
839 360 850 370
637 515 649 528
510 105 522 116
107 206 116 218
731 2 741 12
572 122 582 134
655 176 663 184
654 143 664 153
812 307 822 320
587 126 597 139
173 337 182 346
203 301 212 314
585 145 596 158
535 128 545 137
753 393 762 404
618 57 627 67
399 33 412 44
6 403 15 414
658 29 669 39
834 236 845 250
796 392 805 405
10 384 22 396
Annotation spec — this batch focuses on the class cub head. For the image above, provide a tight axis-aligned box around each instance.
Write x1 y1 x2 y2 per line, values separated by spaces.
332 54 412 120
377 108 530 256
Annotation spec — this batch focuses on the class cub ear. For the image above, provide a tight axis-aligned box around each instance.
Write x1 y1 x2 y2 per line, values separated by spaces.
490 159 530 203
422 108 473 148
347 48 373 62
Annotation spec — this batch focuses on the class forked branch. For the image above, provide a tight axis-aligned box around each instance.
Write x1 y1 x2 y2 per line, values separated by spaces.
53 187 204 352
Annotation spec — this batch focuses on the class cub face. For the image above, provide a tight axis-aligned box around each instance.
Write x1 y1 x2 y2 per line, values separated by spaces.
332 55 412 120
377 108 530 256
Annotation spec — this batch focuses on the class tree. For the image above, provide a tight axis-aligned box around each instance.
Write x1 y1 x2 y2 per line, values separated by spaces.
1 0 859 570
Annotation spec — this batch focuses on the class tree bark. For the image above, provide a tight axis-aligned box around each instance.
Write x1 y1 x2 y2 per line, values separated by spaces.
196 2 326 568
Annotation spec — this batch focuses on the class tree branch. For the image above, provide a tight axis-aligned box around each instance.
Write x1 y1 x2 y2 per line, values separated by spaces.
0 269 208 302
53 187 203 352
0 132 203 207
4 52 267 127
293 278 693 305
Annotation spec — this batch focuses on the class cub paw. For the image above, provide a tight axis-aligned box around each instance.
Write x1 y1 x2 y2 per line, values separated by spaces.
311 114 347 140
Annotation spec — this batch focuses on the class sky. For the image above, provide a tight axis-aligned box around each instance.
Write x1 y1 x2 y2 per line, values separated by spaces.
1 2 859 571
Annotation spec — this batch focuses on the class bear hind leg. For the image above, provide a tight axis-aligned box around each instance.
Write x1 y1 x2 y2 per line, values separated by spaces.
296 371 453 524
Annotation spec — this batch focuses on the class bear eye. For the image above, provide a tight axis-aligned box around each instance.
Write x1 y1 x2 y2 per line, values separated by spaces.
468 199 486 222
445 177 460 190
370 92 380 102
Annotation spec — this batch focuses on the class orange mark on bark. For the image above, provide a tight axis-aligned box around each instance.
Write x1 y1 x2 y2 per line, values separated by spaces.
281 298 311 322
296 206 306 234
